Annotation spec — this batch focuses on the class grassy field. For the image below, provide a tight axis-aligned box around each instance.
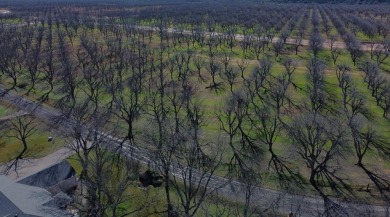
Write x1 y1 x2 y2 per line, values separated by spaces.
0 5 389 215
0 116 64 163
6 25 389 181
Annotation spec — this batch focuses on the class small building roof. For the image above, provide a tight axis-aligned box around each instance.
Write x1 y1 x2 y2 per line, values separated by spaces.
0 175 70 216
17 160 76 189
0 191 38 217
0 160 76 217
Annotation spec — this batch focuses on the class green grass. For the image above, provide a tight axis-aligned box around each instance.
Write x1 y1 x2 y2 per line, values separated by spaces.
354 31 384 43
0 119 64 163
67 153 269 217
1 21 389 208
1 17 24 24
0 103 15 118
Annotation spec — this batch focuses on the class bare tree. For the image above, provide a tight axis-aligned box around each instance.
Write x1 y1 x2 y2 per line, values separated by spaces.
306 58 328 114
252 40 265 60
76 46 105 112
113 54 147 143
218 92 252 173
145 45 177 216
292 32 303 55
0 38 22 91
62 98 152 217
247 66 299 186
309 33 323 58
39 28 56 102
173 51 192 82
329 34 338 51
217 91 265 217
372 40 390 66
349 42 363 66
220 54 238 93
349 119 390 208
25 45 41 95
287 113 350 216
335 64 353 111
239 35 252 58
193 56 205 81
200 192 236 217
56 29 78 112
237 59 249 80
223 66 239 93
272 39 284 58
170 97 226 217
331 48 342 65
2 115 37 175
283 58 300 90
206 57 221 89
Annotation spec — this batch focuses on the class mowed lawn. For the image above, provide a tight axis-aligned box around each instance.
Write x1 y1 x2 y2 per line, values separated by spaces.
0 106 65 163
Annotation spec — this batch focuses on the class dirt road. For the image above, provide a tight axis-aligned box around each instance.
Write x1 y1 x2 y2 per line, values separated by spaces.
135 25 382 52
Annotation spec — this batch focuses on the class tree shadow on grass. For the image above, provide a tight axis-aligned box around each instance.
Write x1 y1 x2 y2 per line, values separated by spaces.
359 164 390 206
205 82 224 94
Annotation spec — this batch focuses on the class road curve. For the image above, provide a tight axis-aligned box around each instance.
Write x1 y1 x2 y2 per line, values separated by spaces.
0 88 389 216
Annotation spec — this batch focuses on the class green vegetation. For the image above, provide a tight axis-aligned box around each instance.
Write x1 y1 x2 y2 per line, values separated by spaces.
0 118 64 163
0 1 389 216
0 103 15 118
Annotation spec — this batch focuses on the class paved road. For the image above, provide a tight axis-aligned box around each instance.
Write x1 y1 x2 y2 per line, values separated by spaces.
0 88 389 216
